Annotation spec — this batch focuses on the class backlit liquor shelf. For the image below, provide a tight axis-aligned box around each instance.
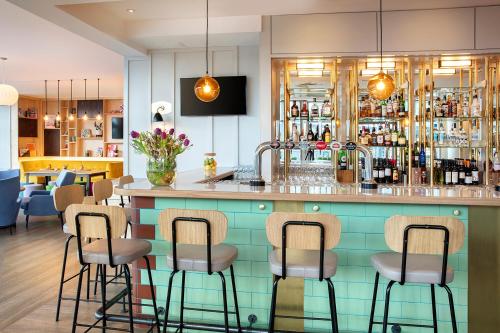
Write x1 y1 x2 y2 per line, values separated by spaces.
272 56 500 187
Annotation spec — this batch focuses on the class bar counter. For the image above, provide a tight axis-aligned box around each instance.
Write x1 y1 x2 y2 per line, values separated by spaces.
117 169 500 333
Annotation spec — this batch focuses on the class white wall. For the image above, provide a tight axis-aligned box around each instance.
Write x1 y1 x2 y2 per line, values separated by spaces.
125 45 260 177
0 104 18 171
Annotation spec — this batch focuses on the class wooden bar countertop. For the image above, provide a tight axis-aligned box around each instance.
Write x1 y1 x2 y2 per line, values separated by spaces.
115 168 500 207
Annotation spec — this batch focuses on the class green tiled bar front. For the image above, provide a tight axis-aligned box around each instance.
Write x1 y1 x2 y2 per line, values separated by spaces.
139 198 468 333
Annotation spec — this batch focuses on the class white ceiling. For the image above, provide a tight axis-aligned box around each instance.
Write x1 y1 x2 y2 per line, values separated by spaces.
0 0 123 98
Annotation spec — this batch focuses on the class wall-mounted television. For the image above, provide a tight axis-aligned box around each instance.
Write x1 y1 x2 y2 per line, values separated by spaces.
111 117 123 139
180 76 247 116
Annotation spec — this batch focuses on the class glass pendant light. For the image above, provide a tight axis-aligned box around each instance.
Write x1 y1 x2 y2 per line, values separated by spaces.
0 57 19 106
96 78 102 121
68 79 74 121
368 0 395 100
43 80 49 121
56 80 61 121
83 78 88 121
194 0 220 102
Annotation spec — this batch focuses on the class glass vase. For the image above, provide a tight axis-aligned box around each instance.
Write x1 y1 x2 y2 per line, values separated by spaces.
146 157 176 186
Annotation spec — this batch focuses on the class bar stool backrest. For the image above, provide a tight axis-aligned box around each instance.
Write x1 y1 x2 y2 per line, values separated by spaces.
65 204 127 240
385 215 465 255
266 212 341 250
118 175 134 187
158 208 228 245
93 179 113 204
53 184 85 212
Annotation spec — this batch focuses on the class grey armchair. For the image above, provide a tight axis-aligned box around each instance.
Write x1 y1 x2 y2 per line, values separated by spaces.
21 170 76 229
0 174 21 234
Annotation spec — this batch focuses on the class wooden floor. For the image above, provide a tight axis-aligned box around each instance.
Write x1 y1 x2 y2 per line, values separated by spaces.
0 213 153 333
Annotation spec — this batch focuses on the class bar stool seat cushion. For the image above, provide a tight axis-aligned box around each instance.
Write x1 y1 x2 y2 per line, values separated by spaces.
371 252 454 284
269 249 338 279
166 244 238 272
82 239 151 265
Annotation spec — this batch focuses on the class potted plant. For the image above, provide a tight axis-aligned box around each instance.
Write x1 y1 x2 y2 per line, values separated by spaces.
130 128 191 186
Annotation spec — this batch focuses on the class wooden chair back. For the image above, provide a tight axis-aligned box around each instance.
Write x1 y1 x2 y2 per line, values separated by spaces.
65 204 127 239
93 179 113 204
158 208 228 246
118 175 134 187
53 184 84 212
385 215 465 255
266 212 341 250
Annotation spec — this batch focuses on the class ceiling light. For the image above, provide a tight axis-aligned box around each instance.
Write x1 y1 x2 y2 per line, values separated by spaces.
366 61 396 69
433 68 457 75
296 62 325 70
0 57 19 106
126 9 135 13
297 70 323 77
361 69 388 77
439 59 471 68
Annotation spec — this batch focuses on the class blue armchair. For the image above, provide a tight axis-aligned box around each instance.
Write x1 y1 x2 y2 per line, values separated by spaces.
0 169 20 180
0 175 21 234
21 170 76 229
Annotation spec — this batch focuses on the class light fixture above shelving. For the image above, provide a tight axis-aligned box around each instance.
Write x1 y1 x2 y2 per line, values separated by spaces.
439 58 472 68
297 70 324 77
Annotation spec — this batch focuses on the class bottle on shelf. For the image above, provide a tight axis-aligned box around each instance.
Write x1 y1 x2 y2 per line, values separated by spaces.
456 94 463 117
371 127 377 146
321 99 332 118
384 125 392 146
471 158 479 185
462 96 470 117
458 159 466 185
444 160 452 185
471 119 480 142
307 125 314 141
391 125 398 147
323 124 331 143
398 128 406 147
292 123 299 142
311 98 320 118
441 95 449 117
384 159 392 183
360 96 368 118
300 101 309 118
392 160 400 184
435 97 443 118
398 94 406 117
376 126 384 146
451 160 459 185
314 124 320 141
451 94 458 117
433 123 439 142
378 158 386 183
471 93 481 117
438 123 446 145
387 97 394 118
392 95 399 116
373 158 380 183
419 142 426 168
465 159 473 185
365 128 372 145
291 100 299 118
381 99 387 117
413 142 419 168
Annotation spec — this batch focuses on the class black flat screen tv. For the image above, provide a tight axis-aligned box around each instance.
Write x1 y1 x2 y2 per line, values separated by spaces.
180 76 247 116
111 117 123 139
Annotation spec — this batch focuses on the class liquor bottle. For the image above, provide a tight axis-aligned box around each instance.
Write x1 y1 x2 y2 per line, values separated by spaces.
435 97 443 117
359 96 366 118
471 158 479 185
375 99 382 117
292 123 299 142
378 159 386 183
291 100 299 118
365 128 372 145
392 95 399 115
419 143 426 168
413 142 420 167
381 99 387 117
359 127 367 145
451 94 458 117
377 126 384 146
435 160 444 185
458 159 466 185
471 119 480 142
442 95 449 117
398 95 406 117
398 129 407 147
373 158 379 183
370 97 377 117
444 160 452 185
387 97 394 117
384 126 392 146
433 123 439 142
321 99 332 118
391 125 398 146
300 101 309 118
438 123 446 146
458 124 467 146
451 160 459 185
446 95 452 117
307 125 314 141
314 125 320 141
456 95 463 117
465 159 473 185
462 96 469 117
311 98 319 118
324 124 331 143
471 93 481 117
392 160 400 184
338 150 347 170
371 127 377 146
384 159 392 183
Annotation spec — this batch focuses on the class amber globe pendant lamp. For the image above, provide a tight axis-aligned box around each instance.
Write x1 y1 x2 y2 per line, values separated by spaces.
194 0 220 102
368 0 395 100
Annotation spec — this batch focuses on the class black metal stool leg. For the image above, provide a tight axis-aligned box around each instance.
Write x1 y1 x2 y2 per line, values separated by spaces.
431 284 438 333
382 280 396 333
229 265 242 332
443 285 458 333
368 272 380 333
100 265 107 333
72 264 87 333
180 271 186 332
58 212 64 229
144 256 161 333
326 278 339 333
56 235 73 321
94 264 101 296
162 271 177 333
124 265 135 333
86 238 92 300
268 277 280 333
218 271 230 333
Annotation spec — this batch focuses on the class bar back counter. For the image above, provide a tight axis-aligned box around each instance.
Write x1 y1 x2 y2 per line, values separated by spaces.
116 169 500 333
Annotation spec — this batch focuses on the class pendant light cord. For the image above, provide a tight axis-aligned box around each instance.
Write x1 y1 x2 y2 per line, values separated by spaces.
379 0 383 71
45 80 48 113
57 80 60 114
205 0 209 75
84 79 87 100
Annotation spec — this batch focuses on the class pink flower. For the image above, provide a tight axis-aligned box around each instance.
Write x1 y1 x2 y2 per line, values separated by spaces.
178 133 186 140
169 128 175 135
154 128 162 136
130 130 139 139
161 131 167 140
183 139 190 146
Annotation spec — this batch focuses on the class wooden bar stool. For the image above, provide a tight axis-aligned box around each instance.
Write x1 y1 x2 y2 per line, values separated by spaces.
368 215 465 333
117 175 134 207
92 178 114 206
65 204 160 333
265 212 342 333
158 208 242 333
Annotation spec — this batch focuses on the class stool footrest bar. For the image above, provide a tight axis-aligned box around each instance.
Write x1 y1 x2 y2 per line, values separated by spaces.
372 321 435 328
